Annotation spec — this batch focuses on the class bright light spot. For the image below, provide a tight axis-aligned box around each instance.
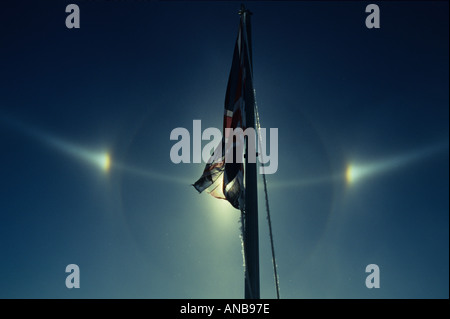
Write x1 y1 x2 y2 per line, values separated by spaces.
71 148 111 173
345 143 447 186
204 194 238 229
40 132 112 174
346 165 354 184
100 153 111 172
346 164 364 185
346 163 377 185
2 115 117 176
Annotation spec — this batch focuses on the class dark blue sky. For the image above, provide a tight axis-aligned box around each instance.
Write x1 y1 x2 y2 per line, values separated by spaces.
0 1 448 298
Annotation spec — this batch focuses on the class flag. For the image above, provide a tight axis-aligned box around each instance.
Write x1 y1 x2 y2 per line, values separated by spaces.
193 11 254 210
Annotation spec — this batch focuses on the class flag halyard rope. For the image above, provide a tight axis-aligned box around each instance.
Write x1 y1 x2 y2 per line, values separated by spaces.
254 92 280 299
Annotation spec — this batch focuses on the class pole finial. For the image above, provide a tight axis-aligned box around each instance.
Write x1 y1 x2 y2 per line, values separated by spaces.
239 4 252 16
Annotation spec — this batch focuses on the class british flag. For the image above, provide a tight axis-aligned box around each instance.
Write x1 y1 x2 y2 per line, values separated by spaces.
193 12 254 210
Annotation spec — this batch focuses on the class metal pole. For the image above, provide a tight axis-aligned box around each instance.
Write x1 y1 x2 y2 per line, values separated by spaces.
241 5 260 300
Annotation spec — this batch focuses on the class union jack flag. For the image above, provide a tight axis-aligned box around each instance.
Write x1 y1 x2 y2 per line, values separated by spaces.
193 12 254 210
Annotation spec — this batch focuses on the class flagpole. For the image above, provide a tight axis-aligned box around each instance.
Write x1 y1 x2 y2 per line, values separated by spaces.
240 5 260 300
